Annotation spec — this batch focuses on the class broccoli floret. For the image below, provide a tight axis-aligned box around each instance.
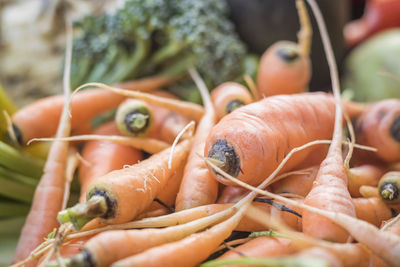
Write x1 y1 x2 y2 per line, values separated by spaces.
70 0 248 101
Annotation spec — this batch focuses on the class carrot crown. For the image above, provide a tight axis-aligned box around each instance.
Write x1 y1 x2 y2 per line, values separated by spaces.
57 195 108 230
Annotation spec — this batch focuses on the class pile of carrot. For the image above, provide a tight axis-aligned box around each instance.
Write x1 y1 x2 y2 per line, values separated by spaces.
3 1 400 267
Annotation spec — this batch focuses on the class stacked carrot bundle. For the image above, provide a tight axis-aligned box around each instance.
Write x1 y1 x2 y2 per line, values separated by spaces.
4 0 400 267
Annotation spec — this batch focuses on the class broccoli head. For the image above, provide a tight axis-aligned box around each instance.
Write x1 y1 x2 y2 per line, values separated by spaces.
70 0 248 101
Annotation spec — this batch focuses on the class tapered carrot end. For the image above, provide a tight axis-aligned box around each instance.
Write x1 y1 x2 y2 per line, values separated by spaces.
57 195 108 230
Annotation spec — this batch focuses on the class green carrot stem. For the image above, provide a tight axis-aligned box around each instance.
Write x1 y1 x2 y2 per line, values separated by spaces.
0 141 44 178
0 175 35 203
58 195 108 230
0 201 30 217
0 165 38 186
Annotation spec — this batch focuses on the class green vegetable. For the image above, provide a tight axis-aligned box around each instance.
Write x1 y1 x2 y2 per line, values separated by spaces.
343 29 400 102
0 201 30 217
70 0 247 100
0 141 44 178
0 175 35 203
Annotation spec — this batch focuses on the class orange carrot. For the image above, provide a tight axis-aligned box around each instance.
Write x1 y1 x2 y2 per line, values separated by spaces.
175 68 219 211
347 164 386 197
257 0 312 97
146 164 185 211
218 236 297 261
359 185 380 198
205 92 361 187
301 0 357 241
354 99 400 163
210 82 253 120
353 197 393 227
58 139 192 229
111 202 250 267
78 122 142 202
11 75 176 145
217 186 248 204
271 165 319 197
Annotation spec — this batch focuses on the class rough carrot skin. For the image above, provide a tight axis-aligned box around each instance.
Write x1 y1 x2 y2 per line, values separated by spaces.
78 122 142 202
218 237 297 261
303 147 356 243
205 92 360 187
87 139 191 224
353 197 392 227
354 99 400 163
217 186 248 204
257 41 311 97
12 89 125 144
210 82 253 120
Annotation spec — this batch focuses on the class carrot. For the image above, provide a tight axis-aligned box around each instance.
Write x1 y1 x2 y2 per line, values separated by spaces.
146 164 184 211
298 0 358 243
115 75 179 92
378 171 400 205
381 215 400 235
353 197 393 227
78 122 143 202
217 236 297 262
347 164 386 197
12 22 74 266
147 91 190 144
10 75 176 145
210 82 253 121
217 186 248 204
354 99 400 163
115 99 154 137
58 139 192 230
75 82 204 122
209 159 400 266
175 68 219 211
257 0 312 97
30 134 169 154
204 92 361 187
110 202 251 267
270 165 319 197
359 185 380 198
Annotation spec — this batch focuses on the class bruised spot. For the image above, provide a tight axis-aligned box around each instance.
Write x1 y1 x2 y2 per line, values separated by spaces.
208 139 240 178
390 116 400 142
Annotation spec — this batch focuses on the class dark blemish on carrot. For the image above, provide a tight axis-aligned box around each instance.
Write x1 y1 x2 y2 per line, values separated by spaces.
208 139 240 178
154 198 175 213
390 116 400 142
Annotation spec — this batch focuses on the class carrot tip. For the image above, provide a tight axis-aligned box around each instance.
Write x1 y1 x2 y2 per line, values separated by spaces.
57 195 107 230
